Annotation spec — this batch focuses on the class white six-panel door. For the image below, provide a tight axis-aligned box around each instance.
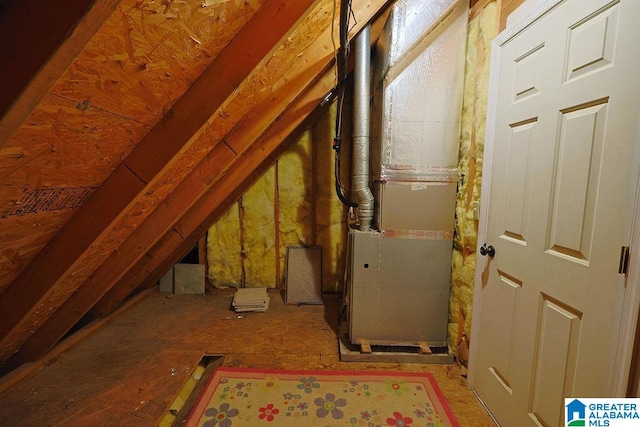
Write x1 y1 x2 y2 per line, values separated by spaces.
472 0 640 425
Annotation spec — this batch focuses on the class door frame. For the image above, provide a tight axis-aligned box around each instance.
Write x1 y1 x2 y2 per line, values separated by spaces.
467 0 640 397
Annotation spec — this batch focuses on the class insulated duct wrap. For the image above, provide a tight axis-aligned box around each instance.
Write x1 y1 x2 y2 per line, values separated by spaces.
373 0 468 182
391 0 463 65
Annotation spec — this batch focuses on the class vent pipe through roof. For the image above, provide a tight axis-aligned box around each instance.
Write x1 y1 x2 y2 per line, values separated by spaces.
352 25 374 231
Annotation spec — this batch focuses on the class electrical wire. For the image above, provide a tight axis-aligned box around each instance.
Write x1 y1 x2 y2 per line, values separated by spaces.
331 0 339 87
333 0 358 208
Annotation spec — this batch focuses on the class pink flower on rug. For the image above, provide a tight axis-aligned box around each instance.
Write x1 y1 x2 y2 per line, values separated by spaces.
314 393 347 419
203 402 238 427
386 411 413 427
361 410 373 420
414 408 426 418
258 403 280 422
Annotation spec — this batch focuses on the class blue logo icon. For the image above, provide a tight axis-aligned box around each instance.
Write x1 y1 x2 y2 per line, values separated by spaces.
567 399 586 426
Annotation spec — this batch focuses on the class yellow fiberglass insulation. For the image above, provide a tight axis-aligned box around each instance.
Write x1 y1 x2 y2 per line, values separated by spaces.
207 203 242 288
277 130 313 284
206 101 349 292
243 167 277 288
449 1 498 353
314 104 349 292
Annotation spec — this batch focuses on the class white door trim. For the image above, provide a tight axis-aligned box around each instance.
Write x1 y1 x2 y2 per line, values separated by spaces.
468 0 640 397
611 112 640 396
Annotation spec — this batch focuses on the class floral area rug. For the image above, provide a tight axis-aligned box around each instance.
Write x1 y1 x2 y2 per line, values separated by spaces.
185 367 460 427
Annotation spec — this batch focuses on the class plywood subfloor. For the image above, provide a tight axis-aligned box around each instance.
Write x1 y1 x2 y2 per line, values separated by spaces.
0 289 495 426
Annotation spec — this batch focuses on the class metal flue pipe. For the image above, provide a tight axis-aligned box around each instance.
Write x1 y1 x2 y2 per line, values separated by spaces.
352 25 374 231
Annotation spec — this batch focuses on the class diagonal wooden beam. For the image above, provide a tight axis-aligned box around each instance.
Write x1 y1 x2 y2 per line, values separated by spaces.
0 0 319 366
0 0 120 148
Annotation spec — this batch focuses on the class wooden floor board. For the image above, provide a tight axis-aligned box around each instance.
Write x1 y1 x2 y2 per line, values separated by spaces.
0 289 495 426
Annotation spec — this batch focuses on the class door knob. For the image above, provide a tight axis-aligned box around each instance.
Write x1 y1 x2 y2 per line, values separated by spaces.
480 244 495 258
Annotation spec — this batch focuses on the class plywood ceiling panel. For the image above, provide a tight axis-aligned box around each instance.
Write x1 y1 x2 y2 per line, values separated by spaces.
0 0 121 148
51 0 267 125
0 94 152 291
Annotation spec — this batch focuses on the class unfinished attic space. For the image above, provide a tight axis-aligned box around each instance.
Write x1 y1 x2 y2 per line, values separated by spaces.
3 0 640 425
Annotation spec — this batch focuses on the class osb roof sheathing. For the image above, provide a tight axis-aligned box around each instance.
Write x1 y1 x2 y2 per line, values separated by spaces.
0 0 393 373
0 0 267 292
